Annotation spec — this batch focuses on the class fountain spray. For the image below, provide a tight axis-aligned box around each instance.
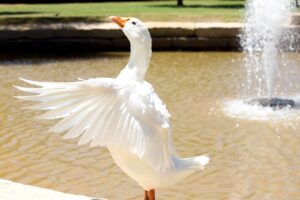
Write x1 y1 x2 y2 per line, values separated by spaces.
241 0 291 98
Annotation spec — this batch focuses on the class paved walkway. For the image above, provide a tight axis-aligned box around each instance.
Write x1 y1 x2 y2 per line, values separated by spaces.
0 179 105 200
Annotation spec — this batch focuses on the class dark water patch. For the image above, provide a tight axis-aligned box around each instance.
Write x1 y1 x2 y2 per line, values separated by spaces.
148 4 244 9
0 52 128 65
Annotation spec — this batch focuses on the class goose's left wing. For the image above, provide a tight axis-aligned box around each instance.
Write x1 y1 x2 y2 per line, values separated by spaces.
15 78 176 172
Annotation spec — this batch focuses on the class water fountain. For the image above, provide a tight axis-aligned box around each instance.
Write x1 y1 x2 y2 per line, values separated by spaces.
241 0 295 108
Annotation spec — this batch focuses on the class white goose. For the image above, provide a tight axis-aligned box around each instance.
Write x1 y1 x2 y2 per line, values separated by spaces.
15 16 209 200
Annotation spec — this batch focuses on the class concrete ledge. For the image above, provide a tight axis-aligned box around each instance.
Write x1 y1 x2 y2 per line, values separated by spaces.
195 23 243 38
0 179 105 200
147 22 195 37
0 22 299 52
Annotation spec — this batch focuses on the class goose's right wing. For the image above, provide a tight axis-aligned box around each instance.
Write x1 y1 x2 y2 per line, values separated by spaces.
15 78 175 172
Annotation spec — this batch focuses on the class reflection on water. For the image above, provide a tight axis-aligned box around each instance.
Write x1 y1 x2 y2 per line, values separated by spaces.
0 52 300 200
223 99 300 122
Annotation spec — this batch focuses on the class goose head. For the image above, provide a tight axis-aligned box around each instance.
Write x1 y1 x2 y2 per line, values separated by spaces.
110 16 151 47
110 16 152 82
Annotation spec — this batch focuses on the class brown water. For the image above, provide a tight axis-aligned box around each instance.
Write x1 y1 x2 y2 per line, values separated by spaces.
1 52 300 200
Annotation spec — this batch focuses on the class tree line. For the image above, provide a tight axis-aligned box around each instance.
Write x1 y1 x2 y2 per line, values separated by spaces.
177 0 299 7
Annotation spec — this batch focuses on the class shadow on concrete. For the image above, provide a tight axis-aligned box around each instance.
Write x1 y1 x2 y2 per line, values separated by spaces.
0 52 128 65
0 11 42 15
0 16 105 25
148 4 244 9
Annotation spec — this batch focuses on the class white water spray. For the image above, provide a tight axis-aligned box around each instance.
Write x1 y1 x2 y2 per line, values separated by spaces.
241 0 292 98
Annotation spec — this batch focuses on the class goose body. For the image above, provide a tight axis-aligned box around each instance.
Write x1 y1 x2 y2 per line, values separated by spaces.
109 146 208 190
15 16 209 199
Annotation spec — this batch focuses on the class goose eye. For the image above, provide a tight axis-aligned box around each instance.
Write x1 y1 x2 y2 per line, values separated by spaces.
132 21 136 25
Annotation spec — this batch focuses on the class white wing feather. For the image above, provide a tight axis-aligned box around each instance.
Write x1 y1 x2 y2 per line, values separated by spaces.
16 78 176 172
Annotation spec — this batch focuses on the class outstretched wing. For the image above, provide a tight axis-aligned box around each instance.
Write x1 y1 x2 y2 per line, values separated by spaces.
15 78 176 172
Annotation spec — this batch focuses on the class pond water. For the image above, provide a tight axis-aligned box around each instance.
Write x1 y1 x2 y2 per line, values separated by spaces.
0 52 300 200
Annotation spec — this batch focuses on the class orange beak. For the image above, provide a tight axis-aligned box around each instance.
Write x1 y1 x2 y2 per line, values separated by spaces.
109 16 130 28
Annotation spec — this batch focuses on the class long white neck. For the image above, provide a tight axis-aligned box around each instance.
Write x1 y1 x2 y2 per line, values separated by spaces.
117 37 152 82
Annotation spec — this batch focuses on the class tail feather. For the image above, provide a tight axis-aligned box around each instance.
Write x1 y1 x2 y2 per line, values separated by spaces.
174 155 210 170
191 155 210 170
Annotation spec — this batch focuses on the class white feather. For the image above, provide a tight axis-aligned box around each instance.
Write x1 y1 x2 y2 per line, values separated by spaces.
17 78 174 172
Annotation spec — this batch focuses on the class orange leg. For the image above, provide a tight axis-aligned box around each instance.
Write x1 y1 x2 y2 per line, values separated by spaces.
144 189 155 200
144 190 149 200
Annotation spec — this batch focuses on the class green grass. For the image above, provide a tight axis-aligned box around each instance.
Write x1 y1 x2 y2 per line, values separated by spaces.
0 0 245 24
0 1 298 24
